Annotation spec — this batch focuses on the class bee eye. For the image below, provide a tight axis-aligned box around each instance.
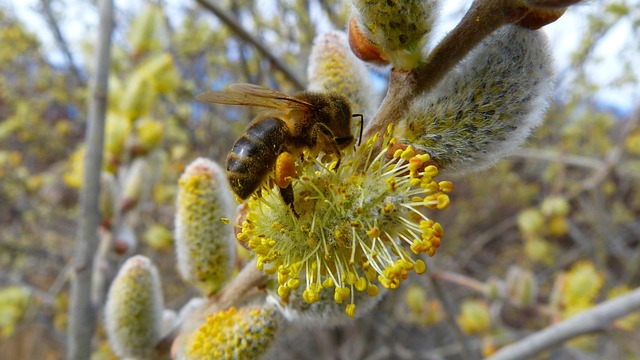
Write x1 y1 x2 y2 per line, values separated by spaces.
335 136 354 148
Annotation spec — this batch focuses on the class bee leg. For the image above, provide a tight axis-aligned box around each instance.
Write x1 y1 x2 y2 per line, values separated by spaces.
279 184 299 218
275 151 299 217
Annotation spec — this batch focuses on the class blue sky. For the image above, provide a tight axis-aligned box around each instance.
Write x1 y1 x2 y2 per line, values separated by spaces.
7 0 640 115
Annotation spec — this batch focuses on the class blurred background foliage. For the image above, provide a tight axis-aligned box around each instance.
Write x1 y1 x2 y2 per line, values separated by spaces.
0 0 639 359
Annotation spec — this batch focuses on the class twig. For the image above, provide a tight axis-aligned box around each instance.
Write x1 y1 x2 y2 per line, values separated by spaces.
509 148 602 170
486 287 640 360
578 106 640 192
67 0 113 359
431 270 554 317
428 267 481 360
194 0 305 90
363 0 529 139
39 0 85 85
431 270 488 295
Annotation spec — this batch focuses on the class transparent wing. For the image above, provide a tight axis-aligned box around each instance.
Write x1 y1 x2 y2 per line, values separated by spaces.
196 83 312 110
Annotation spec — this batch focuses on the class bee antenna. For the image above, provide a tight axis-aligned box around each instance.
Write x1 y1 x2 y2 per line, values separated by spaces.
352 114 364 146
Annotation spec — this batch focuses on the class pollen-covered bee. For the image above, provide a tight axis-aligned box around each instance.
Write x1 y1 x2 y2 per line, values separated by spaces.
197 83 361 215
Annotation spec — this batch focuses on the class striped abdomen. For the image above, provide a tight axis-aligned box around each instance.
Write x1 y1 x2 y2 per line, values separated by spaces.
226 117 290 199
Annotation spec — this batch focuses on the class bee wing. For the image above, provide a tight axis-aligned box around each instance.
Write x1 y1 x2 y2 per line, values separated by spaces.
196 83 313 110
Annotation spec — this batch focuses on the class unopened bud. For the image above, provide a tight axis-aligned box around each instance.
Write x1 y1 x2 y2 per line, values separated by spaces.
517 208 545 235
105 255 164 358
99 172 117 229
347 15 387 66
112 226 137 255
104 112 132 163
484 276 504 301
120 74 157 121
540 196 570 217
505 266 538 308
119 157 150 212
351 0 440 69
128 4 166 56
174 158 236 295
134 118 165 155
457 299 492 335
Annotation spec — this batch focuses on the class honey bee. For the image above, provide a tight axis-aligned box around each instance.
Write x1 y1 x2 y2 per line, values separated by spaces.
197 83 362 215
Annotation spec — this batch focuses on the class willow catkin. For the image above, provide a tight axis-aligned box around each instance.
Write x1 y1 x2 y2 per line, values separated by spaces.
174 157 236 295
105 255 164 358
400 25 554 175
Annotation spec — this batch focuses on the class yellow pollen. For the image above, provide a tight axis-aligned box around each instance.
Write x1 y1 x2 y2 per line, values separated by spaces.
323 277 334 288
423 165 439 178
346 304 356 318
417 153 430 162
414 259 427 274
382 203 395 214
439 180 454 193
437 194 451 209
400 146 415 161
278 285 290 297
287 278 301 289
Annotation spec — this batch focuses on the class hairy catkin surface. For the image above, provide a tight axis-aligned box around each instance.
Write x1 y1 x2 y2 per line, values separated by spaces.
401 25 553 175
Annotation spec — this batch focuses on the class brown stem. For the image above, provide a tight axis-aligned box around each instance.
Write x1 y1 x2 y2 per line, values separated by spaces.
363 0 529 140
431 269 488 294
40 0 85 86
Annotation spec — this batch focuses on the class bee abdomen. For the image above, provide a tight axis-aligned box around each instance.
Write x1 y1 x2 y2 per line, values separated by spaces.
227 117 290 199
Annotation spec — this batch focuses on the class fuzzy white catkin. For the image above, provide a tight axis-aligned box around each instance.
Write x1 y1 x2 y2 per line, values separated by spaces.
307 30 377 118
174 157 236 295
400 25 554 175
105 255 164 358
120 157 150 210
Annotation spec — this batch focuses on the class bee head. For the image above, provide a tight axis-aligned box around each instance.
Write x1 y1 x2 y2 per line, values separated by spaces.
326 94 354 149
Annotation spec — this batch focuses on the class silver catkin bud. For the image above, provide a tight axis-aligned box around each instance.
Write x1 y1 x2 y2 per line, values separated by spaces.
105 255 164 358
400 25 553 175
174 157 236 295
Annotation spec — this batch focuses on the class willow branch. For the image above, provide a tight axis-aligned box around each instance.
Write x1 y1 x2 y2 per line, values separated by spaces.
429 268 481 360
364 0 527 138
67 0 113 359
510 148 602 169
579 105 640 192
40 0 85 85
487 287 640 360
194 0 305 90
